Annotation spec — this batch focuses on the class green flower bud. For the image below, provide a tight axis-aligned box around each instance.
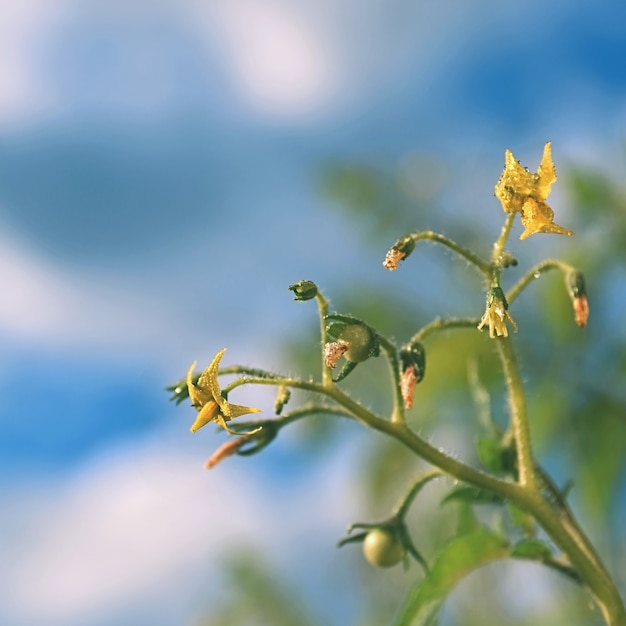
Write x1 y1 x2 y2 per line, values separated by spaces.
274 386 291 415
288 280 318 301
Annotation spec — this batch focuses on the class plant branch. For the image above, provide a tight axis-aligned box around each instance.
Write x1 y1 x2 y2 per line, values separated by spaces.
376 334 405 424
506 259 571 305
407 231 491 275
494 336 538 490
409 317 480 344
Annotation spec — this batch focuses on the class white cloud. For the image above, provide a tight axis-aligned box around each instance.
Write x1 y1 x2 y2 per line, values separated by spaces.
0 428 360 625
0 0 506 127
197 0 341 121
0 2 70 128
0 226 189 355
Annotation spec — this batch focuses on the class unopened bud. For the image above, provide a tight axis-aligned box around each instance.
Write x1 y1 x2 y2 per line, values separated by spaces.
274 386 291 415
566 270 589 327
288 280 318 301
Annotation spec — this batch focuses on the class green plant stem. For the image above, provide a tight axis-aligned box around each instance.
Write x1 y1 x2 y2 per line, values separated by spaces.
409 317 480 344
408 231 491 275
495 336 538 490
323 385 522 501
491 213 516 267
506 258 571 305
225 373 519 499
494 335 625 625
377 334 405 424
518 493 626 626
394 470 443 520
315 291 333 386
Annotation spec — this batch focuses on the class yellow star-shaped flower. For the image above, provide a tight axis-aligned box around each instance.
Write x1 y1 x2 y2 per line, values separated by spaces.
494 142 574 240
187 348 262 434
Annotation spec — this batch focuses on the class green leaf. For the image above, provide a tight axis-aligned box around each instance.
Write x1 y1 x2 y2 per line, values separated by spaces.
476 437 504 473
394 527 510 626
441 485 504 506
511 539 553 561
507 504 536 537
476 437 516 476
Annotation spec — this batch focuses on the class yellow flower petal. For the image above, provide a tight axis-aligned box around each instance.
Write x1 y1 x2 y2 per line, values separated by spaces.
201 348 227 410
495 142 573 240
223 402 263 419
187 361 212 407
187 348 263 433
190 400 220 432
520 198 574 240
535 141 557 199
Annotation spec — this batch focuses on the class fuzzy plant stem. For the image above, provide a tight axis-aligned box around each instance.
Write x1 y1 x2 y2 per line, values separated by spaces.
495 335 625 626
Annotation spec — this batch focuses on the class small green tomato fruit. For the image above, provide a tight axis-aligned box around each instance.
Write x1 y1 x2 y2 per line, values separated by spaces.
340 324 378 362
363 528 405 568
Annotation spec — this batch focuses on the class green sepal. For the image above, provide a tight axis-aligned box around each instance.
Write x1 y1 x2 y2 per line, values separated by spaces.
566 269 586 298
333 359 359 383
400 342 426 382
230 421 279 457
325 314 380 362
288 280 319 301
486 286 509 310
166 375 198 405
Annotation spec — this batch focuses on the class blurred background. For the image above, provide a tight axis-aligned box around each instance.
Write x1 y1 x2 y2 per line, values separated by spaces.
0 1 625 624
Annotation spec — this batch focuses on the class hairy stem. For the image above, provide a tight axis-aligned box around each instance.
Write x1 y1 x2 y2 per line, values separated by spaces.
495 335 625 625
409 317 480 344
315 290 333 386
377 334 405 424
408 231 491 275
495 336 538 490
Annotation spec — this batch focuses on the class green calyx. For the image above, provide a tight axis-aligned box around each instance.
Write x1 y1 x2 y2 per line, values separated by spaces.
400 341 426 382
326 315 380 363
288 280 319 301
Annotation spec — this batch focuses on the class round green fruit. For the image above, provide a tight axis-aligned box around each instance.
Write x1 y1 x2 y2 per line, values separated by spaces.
363 528 405 568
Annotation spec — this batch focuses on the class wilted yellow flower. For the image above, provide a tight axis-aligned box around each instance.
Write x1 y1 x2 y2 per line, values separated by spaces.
573 295 589 328
383 246 406 270
204 435 251 469
382 235 416 270
324 340 350 368
400 365 418 410
477 287 518 339
187 348 262 434
494 142 573 240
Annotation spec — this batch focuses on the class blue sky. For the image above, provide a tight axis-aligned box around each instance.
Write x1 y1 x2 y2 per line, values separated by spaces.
0 1 625 624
